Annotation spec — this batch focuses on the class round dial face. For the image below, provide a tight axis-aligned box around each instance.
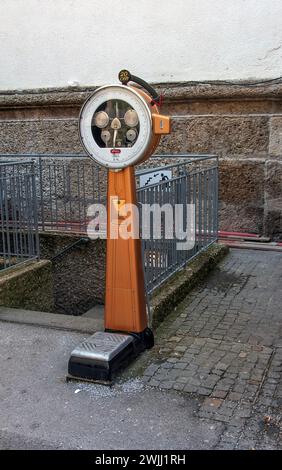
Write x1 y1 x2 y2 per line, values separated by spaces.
124 109 139 127
79 85 152 169
93 111 109 128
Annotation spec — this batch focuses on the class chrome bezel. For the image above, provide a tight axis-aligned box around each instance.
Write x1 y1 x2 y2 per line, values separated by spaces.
79 85 152 169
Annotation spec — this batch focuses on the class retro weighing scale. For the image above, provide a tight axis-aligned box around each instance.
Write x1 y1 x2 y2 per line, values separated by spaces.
68 70 171 383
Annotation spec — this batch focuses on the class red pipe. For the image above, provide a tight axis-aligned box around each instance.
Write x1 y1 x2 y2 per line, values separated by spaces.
218 230 261 238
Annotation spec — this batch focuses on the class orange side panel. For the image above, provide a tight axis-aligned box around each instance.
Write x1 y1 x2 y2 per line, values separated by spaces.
152 113 171 134
104 167 148 333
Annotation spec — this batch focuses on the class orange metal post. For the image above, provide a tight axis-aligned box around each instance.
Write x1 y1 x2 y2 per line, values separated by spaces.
104 167 148 333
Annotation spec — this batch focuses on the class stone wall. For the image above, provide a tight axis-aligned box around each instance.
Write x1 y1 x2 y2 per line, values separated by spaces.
0 82 281 239
0 260 54 312
0 234 105 316
39 233 106 315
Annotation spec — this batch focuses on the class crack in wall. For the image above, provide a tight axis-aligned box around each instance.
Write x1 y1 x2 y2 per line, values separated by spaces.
258 44 282 61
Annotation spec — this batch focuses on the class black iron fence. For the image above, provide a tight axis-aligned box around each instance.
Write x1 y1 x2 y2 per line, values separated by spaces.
0 161 39 270
0 154 218 293
137 156 218 293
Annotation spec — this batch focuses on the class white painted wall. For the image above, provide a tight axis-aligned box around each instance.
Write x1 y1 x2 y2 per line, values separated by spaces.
0 0 281 90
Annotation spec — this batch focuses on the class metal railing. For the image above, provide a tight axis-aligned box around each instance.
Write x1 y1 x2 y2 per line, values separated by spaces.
0 154 218 292
0 161 39 271
136 156 218 293
0 154 107 233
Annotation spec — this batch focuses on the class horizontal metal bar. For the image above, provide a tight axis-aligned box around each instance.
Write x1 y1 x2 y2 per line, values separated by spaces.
0 163 33 167
0 153 218 293
0 152 217 159
137 167 218 191
0 153 88 159
136 157 218 177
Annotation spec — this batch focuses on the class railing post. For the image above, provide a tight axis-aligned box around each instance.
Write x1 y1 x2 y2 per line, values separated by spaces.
38 156 45 232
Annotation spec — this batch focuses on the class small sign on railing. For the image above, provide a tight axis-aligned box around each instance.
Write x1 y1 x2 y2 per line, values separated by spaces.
139 170 172 188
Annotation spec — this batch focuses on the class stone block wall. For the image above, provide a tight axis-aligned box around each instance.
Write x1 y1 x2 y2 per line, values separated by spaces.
0 260 54 312
0 82 281 239
39 233 106 315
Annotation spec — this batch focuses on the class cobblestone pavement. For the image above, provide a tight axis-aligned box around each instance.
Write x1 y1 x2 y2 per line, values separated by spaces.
142 249 282 449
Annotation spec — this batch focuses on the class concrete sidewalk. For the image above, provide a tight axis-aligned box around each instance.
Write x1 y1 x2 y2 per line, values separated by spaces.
0 322 222 450
0 248 281 449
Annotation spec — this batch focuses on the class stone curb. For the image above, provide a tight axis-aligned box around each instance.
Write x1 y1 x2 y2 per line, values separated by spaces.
0 307 103 334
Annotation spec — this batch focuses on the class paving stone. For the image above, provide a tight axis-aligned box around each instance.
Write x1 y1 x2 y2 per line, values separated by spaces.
237 408 252 418
159 347 173 354
182 354 195 362
222 426 242 437
159 381 175 389
176 376 189 384
141 249 282 449
211 390 228 399
161 362 174 369
175 346 187 352
143 364 160 376
173 382 185 391
173 362 187 370
203 398 224 409
197 387 213 396
171 351 183 357
215 362 229 371
232 384 246 394
142 375 151 384
148 379 160 387
203 376 220 389
228 392 243 401
168 336 182 342
239 352 248 358
183 384 198 393
177 369 195 378
225 373 238 380
268 372 281 379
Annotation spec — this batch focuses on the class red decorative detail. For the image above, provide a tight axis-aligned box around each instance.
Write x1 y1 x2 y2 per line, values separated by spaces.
111 149 121 154
151 94 164 107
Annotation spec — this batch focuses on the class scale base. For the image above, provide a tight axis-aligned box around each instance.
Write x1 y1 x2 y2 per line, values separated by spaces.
67 329 154 384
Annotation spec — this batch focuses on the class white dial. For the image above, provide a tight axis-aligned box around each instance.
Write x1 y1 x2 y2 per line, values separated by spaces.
101 130 111 145
126 128 138 142
94 111 109 128
124 109 139 127
79 85 152 169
